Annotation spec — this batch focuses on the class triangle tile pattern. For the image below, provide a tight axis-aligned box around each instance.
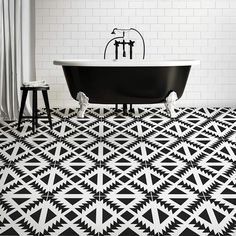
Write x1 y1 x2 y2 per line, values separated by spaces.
0 107 236 235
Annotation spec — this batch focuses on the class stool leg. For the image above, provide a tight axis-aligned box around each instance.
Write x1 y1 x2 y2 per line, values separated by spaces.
35 91 38 127
42 90 53 129
17 90 28 131
32 91 37 132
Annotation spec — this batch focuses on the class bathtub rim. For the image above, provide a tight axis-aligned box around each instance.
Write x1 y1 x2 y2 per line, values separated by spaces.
53 59 200 67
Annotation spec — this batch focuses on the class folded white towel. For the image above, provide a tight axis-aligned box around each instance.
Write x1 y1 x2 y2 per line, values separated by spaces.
23 80 47 87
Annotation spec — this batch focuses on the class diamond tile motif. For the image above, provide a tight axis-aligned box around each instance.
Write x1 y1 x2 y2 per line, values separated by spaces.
0 107 236 236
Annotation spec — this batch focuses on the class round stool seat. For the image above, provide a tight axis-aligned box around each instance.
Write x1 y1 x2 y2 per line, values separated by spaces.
21 85 49 91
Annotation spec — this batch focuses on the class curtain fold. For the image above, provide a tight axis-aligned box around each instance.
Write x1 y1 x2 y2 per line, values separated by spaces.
0 0 35 121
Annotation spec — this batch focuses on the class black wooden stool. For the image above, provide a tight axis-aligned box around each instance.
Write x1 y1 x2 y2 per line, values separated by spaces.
17 85 53 132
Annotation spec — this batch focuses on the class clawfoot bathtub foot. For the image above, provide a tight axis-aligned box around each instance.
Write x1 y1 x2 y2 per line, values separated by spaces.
165 91 178 118
76 92 89 118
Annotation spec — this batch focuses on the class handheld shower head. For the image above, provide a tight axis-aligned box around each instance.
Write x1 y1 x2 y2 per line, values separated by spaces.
111 28 117 34
111 28 131 35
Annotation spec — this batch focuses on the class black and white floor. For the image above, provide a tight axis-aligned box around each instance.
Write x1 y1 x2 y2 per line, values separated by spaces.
0 107 236 236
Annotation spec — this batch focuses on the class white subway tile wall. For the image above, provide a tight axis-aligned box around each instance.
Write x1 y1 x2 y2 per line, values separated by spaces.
36 0 236 108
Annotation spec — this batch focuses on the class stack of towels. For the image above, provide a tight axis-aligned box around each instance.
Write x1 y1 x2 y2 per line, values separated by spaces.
23 80 47 87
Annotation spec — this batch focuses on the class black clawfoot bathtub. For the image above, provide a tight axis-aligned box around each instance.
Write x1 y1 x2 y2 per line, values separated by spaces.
54 60 199 118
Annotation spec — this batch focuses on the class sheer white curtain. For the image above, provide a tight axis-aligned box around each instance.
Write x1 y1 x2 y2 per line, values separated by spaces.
0 0 35 121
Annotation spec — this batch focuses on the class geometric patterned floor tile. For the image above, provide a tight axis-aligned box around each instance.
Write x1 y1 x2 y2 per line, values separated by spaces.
185 198 236 236
1 107 236 236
